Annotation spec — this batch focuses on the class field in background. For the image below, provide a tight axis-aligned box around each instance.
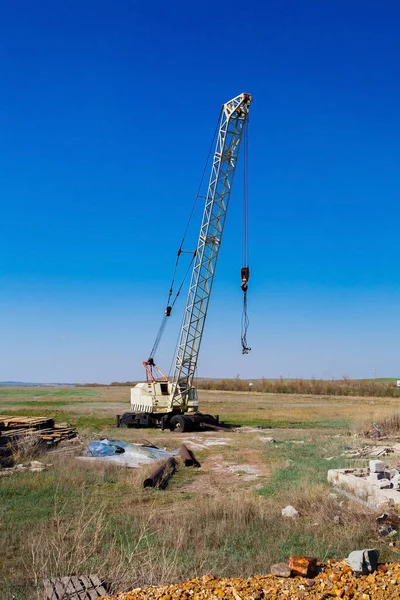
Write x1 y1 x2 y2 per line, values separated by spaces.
80 377 400 398
2 386 400 598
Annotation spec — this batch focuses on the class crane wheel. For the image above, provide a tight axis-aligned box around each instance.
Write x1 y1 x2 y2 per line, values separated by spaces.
169 415 192 433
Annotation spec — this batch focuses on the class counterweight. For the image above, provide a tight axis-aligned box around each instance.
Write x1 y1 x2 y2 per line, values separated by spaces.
171 93 252 408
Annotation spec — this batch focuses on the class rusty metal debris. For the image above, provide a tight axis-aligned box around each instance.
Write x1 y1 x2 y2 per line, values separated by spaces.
179 444 200 467
143 457 177 489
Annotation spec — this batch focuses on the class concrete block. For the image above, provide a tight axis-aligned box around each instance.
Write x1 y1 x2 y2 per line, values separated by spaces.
369 460 385 473
391 475 400 490
328 468 400 509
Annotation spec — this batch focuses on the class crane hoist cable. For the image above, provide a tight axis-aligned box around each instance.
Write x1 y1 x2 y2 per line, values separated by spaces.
241 118 251 355
147 109 222 363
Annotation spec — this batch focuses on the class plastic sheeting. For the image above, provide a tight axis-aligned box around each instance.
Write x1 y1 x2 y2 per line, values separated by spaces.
77 439 178 468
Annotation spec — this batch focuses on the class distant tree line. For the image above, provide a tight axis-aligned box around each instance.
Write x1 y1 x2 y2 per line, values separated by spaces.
77 377 400 398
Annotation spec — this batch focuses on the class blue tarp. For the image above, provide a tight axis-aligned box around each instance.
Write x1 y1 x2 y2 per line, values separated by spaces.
79 439 178 468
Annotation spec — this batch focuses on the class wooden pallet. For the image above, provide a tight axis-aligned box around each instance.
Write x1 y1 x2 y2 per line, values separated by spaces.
43 575 107 599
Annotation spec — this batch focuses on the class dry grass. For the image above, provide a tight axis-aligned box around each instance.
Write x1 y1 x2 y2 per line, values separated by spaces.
21 479 380 599
355 409 400 438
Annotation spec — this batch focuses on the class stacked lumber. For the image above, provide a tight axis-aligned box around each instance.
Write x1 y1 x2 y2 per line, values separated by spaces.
0 415 77 452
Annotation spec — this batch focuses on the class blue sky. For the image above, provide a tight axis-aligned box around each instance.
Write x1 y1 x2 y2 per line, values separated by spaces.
1 0 399 383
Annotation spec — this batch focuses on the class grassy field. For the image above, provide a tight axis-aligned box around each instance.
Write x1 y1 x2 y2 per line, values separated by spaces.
1 386 400 599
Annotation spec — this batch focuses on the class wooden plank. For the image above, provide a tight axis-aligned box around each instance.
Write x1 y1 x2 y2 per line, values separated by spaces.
61 576 77 597
80 575 97 599
51 577 67 599
69 576 85 595
89 575 107 595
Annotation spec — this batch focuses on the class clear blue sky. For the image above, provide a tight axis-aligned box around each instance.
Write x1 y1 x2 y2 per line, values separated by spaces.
1 0 399 383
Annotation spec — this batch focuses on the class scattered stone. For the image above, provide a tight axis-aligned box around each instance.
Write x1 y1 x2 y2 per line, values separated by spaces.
346 549 380 574
260 437 276 443
282 505 299 518
289 556 317 578
270 563 291 578
101 561 400 599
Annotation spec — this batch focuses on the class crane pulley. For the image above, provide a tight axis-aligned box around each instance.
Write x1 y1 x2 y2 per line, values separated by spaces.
240 117 251 354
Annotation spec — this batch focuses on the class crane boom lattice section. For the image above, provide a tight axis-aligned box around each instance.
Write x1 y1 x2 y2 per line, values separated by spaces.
171 93 252 407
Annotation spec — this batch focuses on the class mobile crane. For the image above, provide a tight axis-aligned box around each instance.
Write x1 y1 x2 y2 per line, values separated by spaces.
117 92 252 431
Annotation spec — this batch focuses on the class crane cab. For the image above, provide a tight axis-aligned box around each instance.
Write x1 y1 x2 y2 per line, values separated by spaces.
130 381 199 414
130 381 174 414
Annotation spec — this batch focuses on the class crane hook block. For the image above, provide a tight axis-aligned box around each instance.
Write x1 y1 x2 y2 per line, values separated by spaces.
165 306 172 317
241 266 250 291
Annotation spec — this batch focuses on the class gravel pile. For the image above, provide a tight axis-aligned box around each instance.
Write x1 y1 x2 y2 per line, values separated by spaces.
102 560 400 599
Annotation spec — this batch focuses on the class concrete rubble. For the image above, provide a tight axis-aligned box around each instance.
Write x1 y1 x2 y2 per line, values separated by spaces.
328 459 400 509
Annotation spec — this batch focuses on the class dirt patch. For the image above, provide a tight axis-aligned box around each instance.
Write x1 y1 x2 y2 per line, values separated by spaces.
181 435 232 449
177 432 270 494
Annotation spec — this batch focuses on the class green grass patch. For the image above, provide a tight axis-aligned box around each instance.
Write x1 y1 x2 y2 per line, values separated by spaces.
219 416 350 430
0 387 100 398
259 439 345 496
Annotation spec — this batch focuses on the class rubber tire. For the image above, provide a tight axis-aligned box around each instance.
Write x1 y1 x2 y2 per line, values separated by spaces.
170 415 191 433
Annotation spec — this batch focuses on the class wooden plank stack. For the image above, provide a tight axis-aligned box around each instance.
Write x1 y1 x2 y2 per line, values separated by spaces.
0 416 77 460
43 574 107 599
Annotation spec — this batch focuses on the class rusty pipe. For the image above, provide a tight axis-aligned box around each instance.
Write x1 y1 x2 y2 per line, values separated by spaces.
143 457 176 489
179 444 200 468
179 444 194 467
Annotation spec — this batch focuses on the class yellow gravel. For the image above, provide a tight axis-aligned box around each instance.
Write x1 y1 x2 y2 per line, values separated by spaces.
102 561 400 599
